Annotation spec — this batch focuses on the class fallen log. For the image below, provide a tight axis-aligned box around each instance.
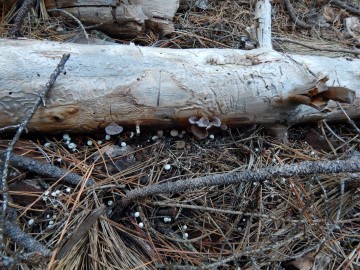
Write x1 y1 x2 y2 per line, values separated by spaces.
44 0 178 38
0 38 359 133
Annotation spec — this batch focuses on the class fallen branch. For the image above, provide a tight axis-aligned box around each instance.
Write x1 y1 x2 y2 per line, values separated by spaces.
115 159 360 211
283 0 311 29
273 37 360 56
332 0 360 16
1 151 95 187
8 0 36 37
4 219 51 257
0 207 51 268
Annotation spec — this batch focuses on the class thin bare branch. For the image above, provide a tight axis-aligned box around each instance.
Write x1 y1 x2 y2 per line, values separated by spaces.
4 219 51 257
273 37 360 56
283 0 311 29
8 0 36 37
1 151 95 186
331 0 360 16
117 159 360 210
336 102 360 134
47 8 89 42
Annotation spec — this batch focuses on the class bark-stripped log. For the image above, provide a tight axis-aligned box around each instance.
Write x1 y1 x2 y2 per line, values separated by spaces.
44 0 179 38
0 38 359 133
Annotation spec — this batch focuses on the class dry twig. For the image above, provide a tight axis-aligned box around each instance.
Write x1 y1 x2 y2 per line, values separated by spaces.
273 37 360 56
1 151 95 187
8 0 36 37
47 8 89 42
331 0 360 16
117 159 360 209
336 102 360 134
283 0 311 29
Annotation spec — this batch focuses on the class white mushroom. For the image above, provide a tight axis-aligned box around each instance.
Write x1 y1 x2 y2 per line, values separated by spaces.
135 123 140 135
170 129 179 137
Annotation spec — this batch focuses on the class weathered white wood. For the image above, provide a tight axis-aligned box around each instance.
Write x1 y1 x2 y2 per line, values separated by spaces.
0 38 359 133
45 0 179 37
255 0 272 48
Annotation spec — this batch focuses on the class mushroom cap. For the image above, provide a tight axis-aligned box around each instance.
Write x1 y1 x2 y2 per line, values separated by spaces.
209 116 221 128
170 129 179 137
188 116 198 125
190 125 208 140
105 122 123 135
220 124 228 131
195 117 211 128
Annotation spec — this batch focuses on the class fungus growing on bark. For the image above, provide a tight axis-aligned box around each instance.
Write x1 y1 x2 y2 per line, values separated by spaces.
188 116 223 140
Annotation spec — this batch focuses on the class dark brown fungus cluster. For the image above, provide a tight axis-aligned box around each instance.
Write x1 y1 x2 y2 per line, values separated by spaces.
188 116 226 140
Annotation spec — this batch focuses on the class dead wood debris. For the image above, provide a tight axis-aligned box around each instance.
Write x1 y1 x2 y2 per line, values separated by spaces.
273 36 360 56
283 0 312 29
1 0 359 56
332 0 360 17
2 151 95 187
118 159 360 209
7 0 36 37
0 1 360 269
0 54 70 267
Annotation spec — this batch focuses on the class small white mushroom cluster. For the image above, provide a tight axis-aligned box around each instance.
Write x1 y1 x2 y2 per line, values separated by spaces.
182 224 189 239
44 142 51 148
28 218 35 226
42 189 63 201
134 211 144 228
62 133 78 152
188 116 227 140
39 187 73 229
163 217 172 223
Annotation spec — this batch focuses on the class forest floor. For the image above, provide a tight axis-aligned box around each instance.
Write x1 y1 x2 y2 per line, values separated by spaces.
0 1 360 269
